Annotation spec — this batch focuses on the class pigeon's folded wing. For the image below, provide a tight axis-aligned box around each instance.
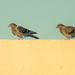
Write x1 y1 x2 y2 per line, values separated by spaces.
65 26 75 34
17 26 37 34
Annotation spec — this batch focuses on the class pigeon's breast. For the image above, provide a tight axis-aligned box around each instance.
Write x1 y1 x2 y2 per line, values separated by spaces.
11 28 24 38
60 28 71 38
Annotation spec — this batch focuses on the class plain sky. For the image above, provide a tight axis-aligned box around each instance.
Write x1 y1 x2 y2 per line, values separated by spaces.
0 0 75 39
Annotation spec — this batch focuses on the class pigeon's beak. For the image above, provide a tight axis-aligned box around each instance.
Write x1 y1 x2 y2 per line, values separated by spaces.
56 27 58 29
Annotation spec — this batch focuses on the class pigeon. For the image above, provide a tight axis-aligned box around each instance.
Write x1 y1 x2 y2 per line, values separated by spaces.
56 24 75 40
8 23 39 40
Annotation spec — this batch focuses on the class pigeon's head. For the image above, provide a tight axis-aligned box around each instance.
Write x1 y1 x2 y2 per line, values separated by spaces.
56 24 64 29
8 23 17 27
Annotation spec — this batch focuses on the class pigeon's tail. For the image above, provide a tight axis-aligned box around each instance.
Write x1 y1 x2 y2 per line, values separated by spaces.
29 35 39 39
30 31 37 34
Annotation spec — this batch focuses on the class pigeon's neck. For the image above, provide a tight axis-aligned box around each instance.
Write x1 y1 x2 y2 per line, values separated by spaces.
11 26 17 33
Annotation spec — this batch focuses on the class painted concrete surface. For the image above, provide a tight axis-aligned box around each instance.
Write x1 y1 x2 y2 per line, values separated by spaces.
0 40 75 75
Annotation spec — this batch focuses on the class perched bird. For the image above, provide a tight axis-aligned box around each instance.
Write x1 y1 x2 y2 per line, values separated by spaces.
56 24 75 39
8 23 39 40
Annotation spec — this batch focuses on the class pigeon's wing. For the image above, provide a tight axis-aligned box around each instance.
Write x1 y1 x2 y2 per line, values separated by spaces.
17 26 37 34
65 26 75 34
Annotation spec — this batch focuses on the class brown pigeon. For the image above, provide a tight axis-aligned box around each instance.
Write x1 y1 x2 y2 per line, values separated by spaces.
56 24 75 40
8 23 39 40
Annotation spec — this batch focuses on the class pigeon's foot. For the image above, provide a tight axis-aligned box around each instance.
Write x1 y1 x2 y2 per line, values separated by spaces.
68 37 71 40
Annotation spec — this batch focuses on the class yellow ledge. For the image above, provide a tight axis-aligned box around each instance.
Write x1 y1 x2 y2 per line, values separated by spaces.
0 40 75 75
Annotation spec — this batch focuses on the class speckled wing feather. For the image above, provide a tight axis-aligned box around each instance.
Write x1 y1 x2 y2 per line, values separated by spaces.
64 26 75 38
17 26 37 34
65 26 75 34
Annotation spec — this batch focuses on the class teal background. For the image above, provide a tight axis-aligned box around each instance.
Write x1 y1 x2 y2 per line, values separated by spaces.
0 0 75 39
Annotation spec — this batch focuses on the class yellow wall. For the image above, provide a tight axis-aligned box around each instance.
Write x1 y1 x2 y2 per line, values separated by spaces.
0 40 75 75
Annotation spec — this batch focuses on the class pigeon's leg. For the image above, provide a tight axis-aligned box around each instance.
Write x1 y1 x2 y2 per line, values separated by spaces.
22 36 24 40
22 37 24 40
18 38 21 40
